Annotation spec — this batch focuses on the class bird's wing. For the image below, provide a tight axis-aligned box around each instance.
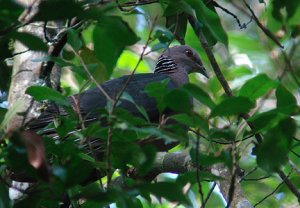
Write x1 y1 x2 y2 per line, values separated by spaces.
27 73 175 131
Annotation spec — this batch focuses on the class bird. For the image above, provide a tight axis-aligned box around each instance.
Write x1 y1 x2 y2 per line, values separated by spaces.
27 45 208 156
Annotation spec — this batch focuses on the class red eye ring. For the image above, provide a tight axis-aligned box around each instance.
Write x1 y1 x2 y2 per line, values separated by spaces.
185 49 193 57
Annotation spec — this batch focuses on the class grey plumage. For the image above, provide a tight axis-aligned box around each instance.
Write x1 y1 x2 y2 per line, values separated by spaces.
28 45 208 151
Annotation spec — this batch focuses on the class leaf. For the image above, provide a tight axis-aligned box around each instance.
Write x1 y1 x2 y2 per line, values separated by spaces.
210 96 255 117
0 99 22 130
0 108 7 124
140 182 190 205
79 46 107 83
11 32 47 51
184 0 228 45
209 128 236 141
190 150 232 167
177 171 222 185
163 89 191 113
164 1 193 16
93 16 140 77
0 182 10 208
111 141 143 169
120 92 150 121
183 83 216 109
239 74 278 101
153 29 174 44
272 0 300 21
276 85 297 110
26 86 69 106
55 116 77 138
151 43 168 52
171 113 208 132
254 118 296 172
32 56 75 67
166 11 189 44
248 109 288 133
32 0 83 21
0 0 23 24
145 80 170 112
67 28 82 51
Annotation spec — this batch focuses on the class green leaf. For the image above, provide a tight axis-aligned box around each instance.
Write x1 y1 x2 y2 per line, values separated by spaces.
140 182 190 205
145 80 170 112
0 182 10 208
55 116 77 138
67 28 82 51
209 128 236 141
120 92 150 121
183 83 215 109
0 108 7 124
190 150 232 168
248 109 288 133
132 127 185 144
254 118 296 172
31 0 83 21
153 29 174 44
171 113 208 132
164 89 191 113
276 85 297 110
26 86 69 106
0 100 22 130
272 0 300 21
210 96 255 117
239 74 278 101
93 16 140 77
184 0 228 45
164 1 193 16
11 32 47 51
111 141 143 169
32 56 75 67
177 171 222 185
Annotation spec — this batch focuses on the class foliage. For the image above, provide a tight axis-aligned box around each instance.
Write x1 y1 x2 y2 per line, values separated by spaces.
0 0 300 207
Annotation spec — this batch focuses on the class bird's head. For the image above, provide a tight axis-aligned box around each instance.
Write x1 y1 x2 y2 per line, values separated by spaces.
155 45 209 78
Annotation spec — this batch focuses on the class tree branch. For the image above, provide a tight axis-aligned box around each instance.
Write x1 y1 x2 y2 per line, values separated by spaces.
188 14 300 203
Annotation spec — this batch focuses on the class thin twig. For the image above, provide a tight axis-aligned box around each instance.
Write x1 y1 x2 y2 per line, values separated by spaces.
242 175 271 181
243 1 284 48
195 128 205 205
69 46 113 102
226 138 238 208
201 182 217 208
254 169 293 207
211 1 251 29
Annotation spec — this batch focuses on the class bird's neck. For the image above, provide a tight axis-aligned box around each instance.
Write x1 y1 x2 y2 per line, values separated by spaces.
168 70 189 87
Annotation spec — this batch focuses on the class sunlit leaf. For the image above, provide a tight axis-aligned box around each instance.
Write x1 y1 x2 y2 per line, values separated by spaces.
239 74 278 100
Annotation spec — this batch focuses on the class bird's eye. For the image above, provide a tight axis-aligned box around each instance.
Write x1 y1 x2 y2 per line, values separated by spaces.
185 49 193 57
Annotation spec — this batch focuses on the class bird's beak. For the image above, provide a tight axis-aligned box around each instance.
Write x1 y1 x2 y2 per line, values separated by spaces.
195 63 209 79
